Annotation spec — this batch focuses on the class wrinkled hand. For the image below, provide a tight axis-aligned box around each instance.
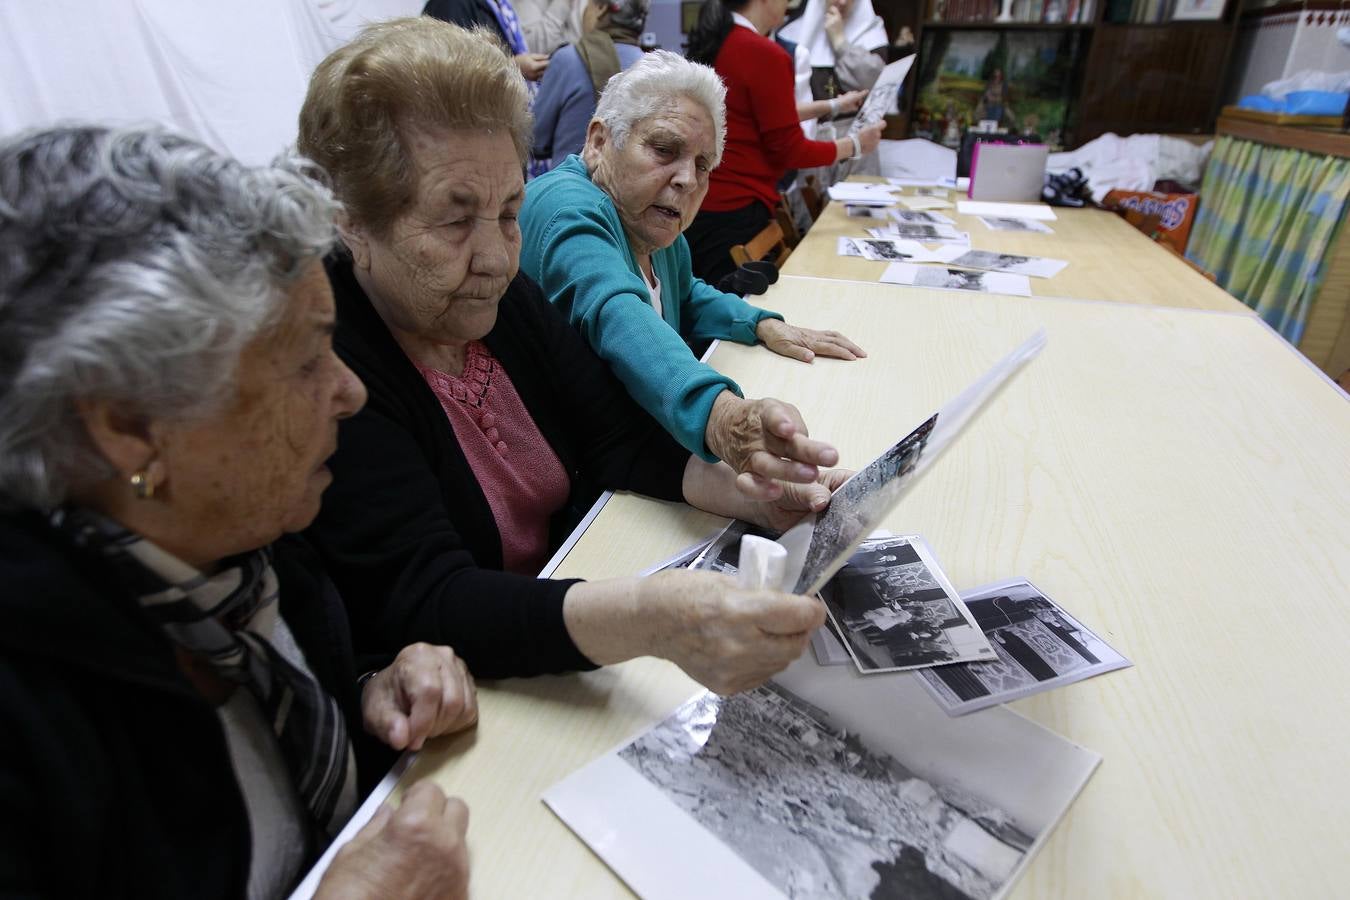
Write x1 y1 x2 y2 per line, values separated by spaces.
315 782 469 900
756 318 866 363
362 643 478 752
836 89 868 115
705 393 839 500
750 467 853 533
857 122 885 155
643 570 826 695
515 52 550 81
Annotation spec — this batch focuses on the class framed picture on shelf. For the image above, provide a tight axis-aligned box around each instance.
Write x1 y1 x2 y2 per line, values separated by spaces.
1169 0 1226 20
909 29 1085 151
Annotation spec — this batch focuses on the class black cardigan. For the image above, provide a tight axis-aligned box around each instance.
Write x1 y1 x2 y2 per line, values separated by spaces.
0 512 388 899
307 258 689 679
423 0 510 43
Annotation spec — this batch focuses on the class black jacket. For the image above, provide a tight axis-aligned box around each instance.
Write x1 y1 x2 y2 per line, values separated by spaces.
423 0 509 44
0 511 388 899
306 258 689 678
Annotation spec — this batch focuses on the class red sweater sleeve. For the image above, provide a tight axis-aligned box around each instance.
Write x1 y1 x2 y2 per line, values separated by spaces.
704 27 837 213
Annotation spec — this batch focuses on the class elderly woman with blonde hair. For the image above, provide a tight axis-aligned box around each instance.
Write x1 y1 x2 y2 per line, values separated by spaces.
0 125 476 897
298 18 835 695
522 50 867 471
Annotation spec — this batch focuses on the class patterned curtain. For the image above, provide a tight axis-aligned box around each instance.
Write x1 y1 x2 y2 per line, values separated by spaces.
1186 135 1350 345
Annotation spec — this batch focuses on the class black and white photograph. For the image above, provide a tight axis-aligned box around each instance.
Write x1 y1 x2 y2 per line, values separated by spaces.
542 656 1101 900
845 203 888 219
857 238 918 262
791 415 937 595
917 579 1132 716
889 209 955 226
875 221 965 243
821 535 995 673
880 263 1032 297
917 186 949 198
837 236 865 257
947 250 1069 279
849 54 914 132
978 216 1054 234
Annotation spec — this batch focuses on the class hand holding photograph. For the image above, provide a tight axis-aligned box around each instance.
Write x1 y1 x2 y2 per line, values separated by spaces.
850 55 915 132
543 654 1100 900
776 330 1047 598
916 578 1131 715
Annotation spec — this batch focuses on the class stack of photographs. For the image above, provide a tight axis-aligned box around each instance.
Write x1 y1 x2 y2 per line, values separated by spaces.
544 656 1101 900
915 578 1131 716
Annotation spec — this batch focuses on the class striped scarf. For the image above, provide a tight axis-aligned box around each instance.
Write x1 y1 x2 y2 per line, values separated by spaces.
51 507 356 840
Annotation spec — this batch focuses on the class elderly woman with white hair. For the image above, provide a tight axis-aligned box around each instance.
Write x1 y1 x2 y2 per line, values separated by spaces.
0 125 476 897
521 50 866 475
299 19 836 695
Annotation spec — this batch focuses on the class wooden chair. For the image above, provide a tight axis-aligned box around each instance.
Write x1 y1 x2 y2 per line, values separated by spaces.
800 175 826 221
775 196 802 248
730 220 791 269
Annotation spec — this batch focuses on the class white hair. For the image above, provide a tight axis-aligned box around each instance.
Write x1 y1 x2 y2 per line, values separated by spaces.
0 125 339 510
593 50 727 166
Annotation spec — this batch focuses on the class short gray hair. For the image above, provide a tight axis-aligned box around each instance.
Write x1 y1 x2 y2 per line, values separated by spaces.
593 50 727 166
0 125 339 510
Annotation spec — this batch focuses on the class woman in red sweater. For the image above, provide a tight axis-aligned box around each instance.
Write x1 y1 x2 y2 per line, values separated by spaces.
684 0 883 285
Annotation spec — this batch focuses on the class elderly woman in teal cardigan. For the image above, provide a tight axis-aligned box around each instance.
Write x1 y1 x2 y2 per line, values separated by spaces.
520 50 865 499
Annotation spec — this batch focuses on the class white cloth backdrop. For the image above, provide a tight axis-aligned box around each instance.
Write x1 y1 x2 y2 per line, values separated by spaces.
0 0 422 164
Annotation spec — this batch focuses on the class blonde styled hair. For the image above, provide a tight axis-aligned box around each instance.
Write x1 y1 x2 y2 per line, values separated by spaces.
297 17 532 235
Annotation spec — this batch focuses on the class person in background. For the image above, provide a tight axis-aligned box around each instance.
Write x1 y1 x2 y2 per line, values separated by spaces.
298 19 838 695
522 51 865 464
684 0 884 286
532 0 650 171
423 0 551 84
515 0 581 54
779 0 891 176
0 125 475 899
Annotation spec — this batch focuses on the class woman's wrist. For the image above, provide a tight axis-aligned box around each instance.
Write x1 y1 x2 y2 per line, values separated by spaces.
827 97 840 118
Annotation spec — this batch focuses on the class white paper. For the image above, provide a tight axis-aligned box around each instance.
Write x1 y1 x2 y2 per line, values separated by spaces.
849 55 914 133
898 195 954 211
827 182 898 204
735 535 787 590
957 200 1057 220
880 262 1033 297
947 249 1069 279
836 236 865 257
543 653 1100 900
878 139 957 183
979 216 1054 233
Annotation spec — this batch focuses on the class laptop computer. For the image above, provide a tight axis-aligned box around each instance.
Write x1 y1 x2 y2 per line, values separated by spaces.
968 143 1049 203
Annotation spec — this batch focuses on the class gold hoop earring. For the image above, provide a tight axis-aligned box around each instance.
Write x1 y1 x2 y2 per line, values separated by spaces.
129 470 155 500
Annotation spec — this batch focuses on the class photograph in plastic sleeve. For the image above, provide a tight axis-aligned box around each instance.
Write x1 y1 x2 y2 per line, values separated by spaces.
849 54 914 131
821 535 995 673
791 415 936 596
542 655 1101 900
978 216 1053 234
880 263 1032 297
917 579 1132 716
947 250 1068 279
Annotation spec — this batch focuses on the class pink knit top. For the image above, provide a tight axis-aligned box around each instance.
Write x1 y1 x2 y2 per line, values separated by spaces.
416 341 570 575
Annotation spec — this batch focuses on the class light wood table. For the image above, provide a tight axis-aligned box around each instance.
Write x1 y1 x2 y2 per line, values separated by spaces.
390 276 1350 899
780 183 1251 314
